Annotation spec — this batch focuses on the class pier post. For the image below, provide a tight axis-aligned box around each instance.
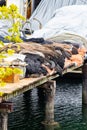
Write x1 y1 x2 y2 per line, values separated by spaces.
82 105 87 123
0 102 13 130
42 80 58 126
0 112 8 130
82 63 87 104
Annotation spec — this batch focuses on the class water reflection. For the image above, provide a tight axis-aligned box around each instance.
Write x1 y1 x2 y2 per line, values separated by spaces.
44 124 61 130
8 76 87 130
82 105 87 129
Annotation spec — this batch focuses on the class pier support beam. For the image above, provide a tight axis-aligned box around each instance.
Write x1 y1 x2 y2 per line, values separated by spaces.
42 80 58 126
0 112 8 130
82 105 87 123
82 63 87 104
0 102 13 130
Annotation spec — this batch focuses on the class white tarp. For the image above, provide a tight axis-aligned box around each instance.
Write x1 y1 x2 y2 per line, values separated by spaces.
24 0 87 31
27 5 87 41
0 0 87 42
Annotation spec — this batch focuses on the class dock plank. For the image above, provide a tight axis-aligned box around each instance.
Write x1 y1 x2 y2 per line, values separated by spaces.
0 63 82 102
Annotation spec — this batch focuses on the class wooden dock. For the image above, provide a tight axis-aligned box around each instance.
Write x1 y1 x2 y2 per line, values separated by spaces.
1 57 87 130
0 63 82 102
0 62 83 130
0 33 87 129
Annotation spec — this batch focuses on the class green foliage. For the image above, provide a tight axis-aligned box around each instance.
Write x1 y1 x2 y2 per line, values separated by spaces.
0 41 4 47
0 4 25 43
13 68 23 74
0 4 25 89
7 49 15 55
0 66 23 93
1 67 23 77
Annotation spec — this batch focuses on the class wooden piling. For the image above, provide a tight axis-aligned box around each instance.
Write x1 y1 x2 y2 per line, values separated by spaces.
82 63 87 104
0 102 13 130
0 112 8 130
42 80 58 126
82 105 87 122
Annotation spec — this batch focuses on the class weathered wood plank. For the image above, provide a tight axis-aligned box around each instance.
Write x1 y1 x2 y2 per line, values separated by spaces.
69 70 82 74
0 63 82 102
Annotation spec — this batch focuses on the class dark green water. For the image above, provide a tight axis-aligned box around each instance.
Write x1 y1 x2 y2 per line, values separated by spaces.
8 76 87 130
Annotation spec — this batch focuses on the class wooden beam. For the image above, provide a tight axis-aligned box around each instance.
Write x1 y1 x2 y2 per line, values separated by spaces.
68 70 82 74
0 102 13 113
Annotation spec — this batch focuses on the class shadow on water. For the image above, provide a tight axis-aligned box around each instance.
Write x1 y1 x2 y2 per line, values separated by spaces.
8 89 45 130
8 73 87 130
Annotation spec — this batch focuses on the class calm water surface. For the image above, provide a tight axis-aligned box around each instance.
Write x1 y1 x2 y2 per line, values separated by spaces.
8 76 87 130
